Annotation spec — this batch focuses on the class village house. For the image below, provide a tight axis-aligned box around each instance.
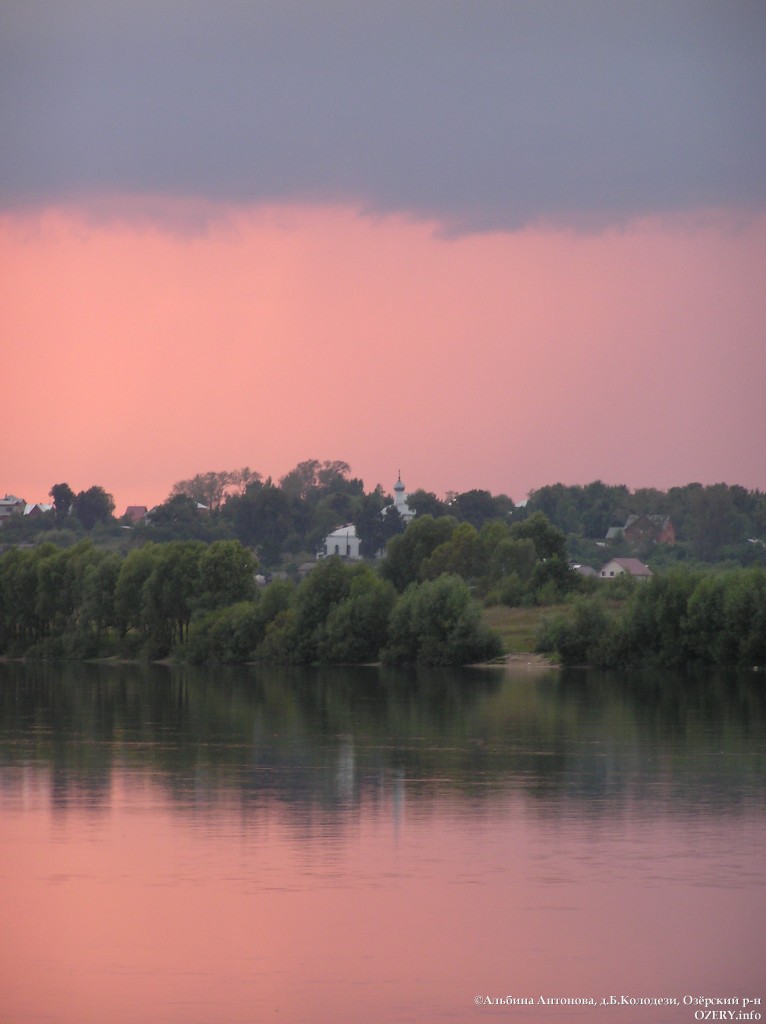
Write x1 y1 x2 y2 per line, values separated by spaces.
599 557 653 580
0 495 26 524
606 514 675 546
571 563 598 577
123 505 149 523
23 503 54 517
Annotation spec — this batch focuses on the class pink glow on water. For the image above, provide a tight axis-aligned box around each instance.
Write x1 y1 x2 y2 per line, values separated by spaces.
2 770 764 1024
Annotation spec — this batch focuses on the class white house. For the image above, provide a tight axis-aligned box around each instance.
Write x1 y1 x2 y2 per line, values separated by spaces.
599 557 652 580
318 524 362 560
0 495 25 522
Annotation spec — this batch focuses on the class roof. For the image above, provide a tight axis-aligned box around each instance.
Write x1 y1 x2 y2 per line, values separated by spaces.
624 513 672 529
604 557 653 576
325 524 358 540
124 505 148 522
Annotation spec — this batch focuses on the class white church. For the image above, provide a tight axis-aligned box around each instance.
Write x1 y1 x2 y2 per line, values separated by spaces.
317 473 415 561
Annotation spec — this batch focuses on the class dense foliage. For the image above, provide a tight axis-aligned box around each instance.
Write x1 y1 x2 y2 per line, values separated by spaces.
378 510 581 608
526 481 766 567
0 542 501 666
537 567 766 669
3 467 764 573
3 464 766 669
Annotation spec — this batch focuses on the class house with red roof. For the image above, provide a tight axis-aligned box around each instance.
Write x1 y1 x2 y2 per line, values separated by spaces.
123 505 148 523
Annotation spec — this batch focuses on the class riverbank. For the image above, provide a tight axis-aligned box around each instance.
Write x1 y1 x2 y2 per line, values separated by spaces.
481 602 571 655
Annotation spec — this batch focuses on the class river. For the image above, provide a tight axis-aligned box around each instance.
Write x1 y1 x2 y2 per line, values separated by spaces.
1 662 764 1023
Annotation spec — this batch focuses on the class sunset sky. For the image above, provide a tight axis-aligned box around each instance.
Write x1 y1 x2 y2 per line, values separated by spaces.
2 1 765 514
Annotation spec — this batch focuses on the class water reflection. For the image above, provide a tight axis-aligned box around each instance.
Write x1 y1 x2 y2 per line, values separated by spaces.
1 662 763 819
2 663 765 1024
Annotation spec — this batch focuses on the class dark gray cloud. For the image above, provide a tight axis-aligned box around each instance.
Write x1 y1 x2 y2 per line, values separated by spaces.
2 0 765 232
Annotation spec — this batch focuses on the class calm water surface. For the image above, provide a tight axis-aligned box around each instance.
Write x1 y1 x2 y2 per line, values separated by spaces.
1 662 764 1024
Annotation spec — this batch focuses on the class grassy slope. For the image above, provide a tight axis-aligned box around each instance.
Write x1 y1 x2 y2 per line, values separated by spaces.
481 603 572 655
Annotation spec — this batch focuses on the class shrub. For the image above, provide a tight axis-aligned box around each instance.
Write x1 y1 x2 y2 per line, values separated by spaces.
383 574 502 666
185 602 263 665
319 570 396 663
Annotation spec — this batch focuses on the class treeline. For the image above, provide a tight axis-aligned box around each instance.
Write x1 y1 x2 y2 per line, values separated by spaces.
379 511 584 607
526 481 766 565
0 540 501 666
2 461 513 565
537 566 766 669
4 465 765 572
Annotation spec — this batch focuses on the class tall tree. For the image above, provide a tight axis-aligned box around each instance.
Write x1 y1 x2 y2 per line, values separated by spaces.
170 469 261 510
198 541 257 611
406 489 448 518
449 489 507 529
509 511 567 561
49 482 76 518
380 515 457 591
279 459 357 502
73 486 115 530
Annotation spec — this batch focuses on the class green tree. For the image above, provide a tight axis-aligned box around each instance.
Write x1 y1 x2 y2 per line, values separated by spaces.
486 537 537 583
147 494 221 541
509 511 567 561
472 520 512 577
380 515 457 592
293 557 353 661
49 482 76 518
319 567 396 663
82 551 121 645
170 468 261 510
449 489 506 530
279 459 356 502
406 489 448 518
141 542 204 653
620 567 702 668
0 546 53 650
352 486 390 557
73 486 115 530
186 601 264 665
34 541 97 640
689 484 749 561
683 572 728 663
197 540 256 611
721 569 766 666
529 557 580 604
419 522 478 581
383 574 502 666
536 595 613 666
227 482 297 564
115 544 160 643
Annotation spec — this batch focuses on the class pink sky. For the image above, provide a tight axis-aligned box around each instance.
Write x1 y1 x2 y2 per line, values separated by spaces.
2 202 765 515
